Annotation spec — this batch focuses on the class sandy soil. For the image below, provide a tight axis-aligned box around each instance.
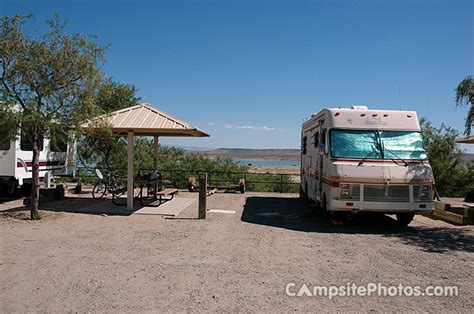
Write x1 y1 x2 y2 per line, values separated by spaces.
0 192 473 312
248 165 299 174
248 166 300 183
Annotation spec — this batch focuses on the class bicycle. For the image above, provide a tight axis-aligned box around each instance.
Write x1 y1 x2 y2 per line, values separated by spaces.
92 169 126 200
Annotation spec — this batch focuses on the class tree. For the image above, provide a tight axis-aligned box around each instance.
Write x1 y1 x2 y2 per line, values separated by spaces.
0 15 105 219
420 118 474 197
95 78 140 113
77 79 140 171
455 75 474 136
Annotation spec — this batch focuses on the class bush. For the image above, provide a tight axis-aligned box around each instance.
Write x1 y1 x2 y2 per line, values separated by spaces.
77 139 298 193
421 119 474 197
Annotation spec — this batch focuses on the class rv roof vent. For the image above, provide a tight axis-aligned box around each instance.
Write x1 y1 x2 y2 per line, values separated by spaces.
351 105 368 110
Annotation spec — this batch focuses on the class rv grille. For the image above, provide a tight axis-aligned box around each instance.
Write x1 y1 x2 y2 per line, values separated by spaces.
363 185 409 202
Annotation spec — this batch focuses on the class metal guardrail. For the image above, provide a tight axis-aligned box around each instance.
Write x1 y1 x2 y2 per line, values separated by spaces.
75 167 301 193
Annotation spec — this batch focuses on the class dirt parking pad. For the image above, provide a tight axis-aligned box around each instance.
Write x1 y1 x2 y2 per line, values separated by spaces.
0 192 473 312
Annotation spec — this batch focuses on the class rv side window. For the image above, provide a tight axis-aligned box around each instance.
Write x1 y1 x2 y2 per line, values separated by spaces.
314 132 319 148
50 130 68 152
302 136 307 154
0 138 10 150
321 129 327 152
20 129 44 151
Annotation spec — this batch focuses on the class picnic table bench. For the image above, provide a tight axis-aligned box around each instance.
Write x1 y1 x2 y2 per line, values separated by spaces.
139 187 179 207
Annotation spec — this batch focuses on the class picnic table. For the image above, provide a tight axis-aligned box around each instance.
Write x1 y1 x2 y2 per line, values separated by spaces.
111 176 178 207
135 178 178 207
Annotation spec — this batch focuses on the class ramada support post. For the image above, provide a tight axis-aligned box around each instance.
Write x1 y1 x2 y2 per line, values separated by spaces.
153 136 159 172
127 131 134 210
153 135 159 193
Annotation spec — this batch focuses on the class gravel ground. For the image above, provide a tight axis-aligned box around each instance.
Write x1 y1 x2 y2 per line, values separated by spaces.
0 192 473 312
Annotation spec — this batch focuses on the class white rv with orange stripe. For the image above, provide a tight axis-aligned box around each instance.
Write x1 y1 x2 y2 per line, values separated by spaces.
0 131 76 196
300 106 434 226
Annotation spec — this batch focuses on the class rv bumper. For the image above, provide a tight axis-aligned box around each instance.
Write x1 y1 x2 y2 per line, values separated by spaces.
330 199 434 214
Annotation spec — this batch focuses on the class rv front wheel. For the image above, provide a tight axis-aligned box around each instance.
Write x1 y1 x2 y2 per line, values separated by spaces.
396 213 414 227
5 180 17 196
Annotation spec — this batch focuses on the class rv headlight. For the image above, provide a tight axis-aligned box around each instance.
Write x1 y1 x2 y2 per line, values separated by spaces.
340 183 351 199
340 183 351 190
419 185 432 200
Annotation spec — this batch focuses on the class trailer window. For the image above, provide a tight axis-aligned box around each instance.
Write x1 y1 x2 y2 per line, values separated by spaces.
330 129 427 160
20 129 44 151
314 132 319 148
0 138 10 150
302 136 307 154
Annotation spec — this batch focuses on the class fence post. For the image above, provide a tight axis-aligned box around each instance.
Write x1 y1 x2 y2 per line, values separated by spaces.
280 174 283 193
208 172 211 186
243 172 247 192
75 168 82 194
198 172 207 219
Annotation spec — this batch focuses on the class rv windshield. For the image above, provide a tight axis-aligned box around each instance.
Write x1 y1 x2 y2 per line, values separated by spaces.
330 129 427 160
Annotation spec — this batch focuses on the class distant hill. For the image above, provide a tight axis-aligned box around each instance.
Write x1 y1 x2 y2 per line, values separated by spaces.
184 149 474 163
189 148 300 160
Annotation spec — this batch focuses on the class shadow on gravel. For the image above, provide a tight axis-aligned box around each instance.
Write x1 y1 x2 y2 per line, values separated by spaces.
242 196 474 254
0 196 23 204
0 189 29 204
1 196 139 216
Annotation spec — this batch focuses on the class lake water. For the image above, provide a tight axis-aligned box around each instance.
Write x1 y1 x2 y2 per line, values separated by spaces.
235 159 300 167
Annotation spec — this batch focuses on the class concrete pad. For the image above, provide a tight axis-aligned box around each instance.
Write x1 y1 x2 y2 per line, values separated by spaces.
133 198 196 216
208 209 236 214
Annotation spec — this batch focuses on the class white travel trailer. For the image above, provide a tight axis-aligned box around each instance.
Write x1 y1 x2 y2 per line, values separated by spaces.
300 106 435 226
0 130 76 195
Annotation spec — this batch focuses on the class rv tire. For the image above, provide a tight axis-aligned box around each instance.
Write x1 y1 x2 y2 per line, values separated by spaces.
300 182 308 200
396 213 414 227
330 211 348 221
321 194 327 211
5 180 17 196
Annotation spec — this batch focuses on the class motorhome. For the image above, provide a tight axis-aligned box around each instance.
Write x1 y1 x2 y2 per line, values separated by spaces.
0 129 75 195
300 106 434 226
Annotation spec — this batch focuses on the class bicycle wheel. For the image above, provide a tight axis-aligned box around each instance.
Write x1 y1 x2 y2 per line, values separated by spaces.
92 181 107 199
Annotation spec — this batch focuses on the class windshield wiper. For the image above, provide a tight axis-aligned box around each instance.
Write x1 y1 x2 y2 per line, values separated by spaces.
358 132 385 167
357 145 380 167
380 141 409 167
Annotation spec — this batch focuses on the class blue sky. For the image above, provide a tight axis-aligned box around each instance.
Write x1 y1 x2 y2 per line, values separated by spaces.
3 0 473 150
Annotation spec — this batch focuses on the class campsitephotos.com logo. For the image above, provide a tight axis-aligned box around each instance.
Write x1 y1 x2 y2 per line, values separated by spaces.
285 282 459 300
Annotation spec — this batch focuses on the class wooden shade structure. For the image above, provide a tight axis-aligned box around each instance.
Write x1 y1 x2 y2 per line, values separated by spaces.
456 136 474 144
82 103 209 209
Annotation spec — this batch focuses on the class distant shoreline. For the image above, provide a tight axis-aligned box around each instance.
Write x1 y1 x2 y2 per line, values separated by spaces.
187 147 301 161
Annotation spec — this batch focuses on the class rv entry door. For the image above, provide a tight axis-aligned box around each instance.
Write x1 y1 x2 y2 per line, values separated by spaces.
318 122 325 201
